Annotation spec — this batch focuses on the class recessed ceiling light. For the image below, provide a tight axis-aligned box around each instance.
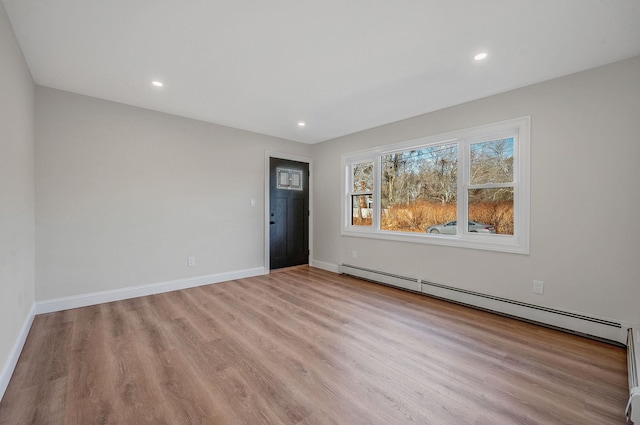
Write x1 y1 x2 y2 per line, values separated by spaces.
151 80 164 87
298 122 306 127
474 52 488 61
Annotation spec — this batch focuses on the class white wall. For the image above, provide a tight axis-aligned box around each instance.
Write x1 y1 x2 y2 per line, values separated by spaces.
0 0 35 389
311 56 640 326
35 87 310 300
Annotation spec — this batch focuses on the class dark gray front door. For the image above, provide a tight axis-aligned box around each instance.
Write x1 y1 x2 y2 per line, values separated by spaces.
269 158 309 270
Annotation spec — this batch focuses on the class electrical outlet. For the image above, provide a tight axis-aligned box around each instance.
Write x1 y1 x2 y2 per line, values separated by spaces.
188 256 196 267
533 280 544 294
352 250 357 259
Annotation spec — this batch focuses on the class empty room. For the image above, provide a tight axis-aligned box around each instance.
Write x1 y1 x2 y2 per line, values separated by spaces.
1 1 640 424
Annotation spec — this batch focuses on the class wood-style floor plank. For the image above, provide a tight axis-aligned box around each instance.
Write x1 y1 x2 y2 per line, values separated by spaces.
0 266 629 424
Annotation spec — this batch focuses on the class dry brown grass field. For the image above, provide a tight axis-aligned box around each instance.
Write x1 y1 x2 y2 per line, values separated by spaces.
354 201 514 234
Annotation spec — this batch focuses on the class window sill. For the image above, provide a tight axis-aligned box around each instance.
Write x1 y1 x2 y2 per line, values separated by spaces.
341 228 529 254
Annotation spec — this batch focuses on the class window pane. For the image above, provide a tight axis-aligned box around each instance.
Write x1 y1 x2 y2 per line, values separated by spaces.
381 144 457 233
352 194 372 226
353 162 373 192
470 138 514 185
468 188 514 235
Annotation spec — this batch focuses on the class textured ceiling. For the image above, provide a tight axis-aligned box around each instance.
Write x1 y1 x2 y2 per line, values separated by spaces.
4 0 640 143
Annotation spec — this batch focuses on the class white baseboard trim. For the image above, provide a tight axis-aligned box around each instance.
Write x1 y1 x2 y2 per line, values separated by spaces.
35 267 267 315
1 303 36 401
2 267 266 401
310 259 340 273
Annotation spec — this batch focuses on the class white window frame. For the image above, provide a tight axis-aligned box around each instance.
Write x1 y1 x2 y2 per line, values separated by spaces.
341 116 530 254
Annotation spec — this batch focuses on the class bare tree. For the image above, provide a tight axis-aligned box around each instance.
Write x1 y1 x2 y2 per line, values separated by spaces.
470 138 513 187
380 144 458 209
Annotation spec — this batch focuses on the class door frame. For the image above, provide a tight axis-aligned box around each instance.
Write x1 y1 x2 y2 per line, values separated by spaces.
264 151 313 273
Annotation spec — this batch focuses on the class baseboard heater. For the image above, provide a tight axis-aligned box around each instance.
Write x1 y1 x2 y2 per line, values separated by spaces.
627 328 640 423
339 264 625 344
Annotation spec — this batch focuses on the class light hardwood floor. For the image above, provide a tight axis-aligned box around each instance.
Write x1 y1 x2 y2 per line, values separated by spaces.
0 267 628 424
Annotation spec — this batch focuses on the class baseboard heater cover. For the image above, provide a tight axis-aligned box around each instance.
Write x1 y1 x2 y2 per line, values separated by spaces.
339 264 625 344
339 264 421 292
627 328 640 423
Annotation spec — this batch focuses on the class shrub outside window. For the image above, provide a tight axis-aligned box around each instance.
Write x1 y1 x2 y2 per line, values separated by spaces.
342 117 530 254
